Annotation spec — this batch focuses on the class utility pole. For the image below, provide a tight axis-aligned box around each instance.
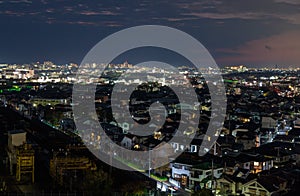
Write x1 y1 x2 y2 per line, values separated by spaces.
148 149 151 177
211 159 214 188
211 158 216 196
109 142 112 181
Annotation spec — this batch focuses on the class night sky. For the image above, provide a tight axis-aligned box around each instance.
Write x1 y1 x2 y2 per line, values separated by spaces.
0 0 300 67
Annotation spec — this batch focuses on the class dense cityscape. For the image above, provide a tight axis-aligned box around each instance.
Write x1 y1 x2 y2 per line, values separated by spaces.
0 61 299 195
1 0 300 196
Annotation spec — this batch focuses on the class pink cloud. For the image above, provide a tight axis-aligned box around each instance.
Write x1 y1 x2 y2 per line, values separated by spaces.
66 21 99 26
217 30 300 66
99 10 119 16
79 11 101 16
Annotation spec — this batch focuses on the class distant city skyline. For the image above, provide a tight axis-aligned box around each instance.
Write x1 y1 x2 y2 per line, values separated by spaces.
0 0 299 67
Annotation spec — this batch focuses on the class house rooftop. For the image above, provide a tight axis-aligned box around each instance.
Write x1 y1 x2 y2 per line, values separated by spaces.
254 141 300 157
225 152 273 164
171 152 223 168
8 129 26 134
221 172 256 184
257 175 286 192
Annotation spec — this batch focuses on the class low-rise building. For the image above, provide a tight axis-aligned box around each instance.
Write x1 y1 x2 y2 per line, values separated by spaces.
170 154 223 190
242 175 287 196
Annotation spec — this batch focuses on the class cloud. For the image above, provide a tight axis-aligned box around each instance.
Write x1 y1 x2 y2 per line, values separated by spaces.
182 12 263 20
64 6 75 12
3 10 25 16
174 0 300 26
217 30 300 66
79 10 119 16
274 0 300 5
103 22 123 27
46 8 54 13
10 0 32 3
275 13 300 24
99 10 120 16
175 0 222 10
265 45 272 50
179 7 300 26
79 11 101 16
152 17 198 22
65 21 99 26
50 19 123 27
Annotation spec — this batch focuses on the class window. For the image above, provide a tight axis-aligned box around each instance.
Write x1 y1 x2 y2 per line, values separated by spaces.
122 123 129 130
173 164 182 169
181 175 188 186
172 143 179 150
180 145 185 151
191 145 197 153
174 173 181 179
184 166 191 170
254 162 259 166
194 171 203 176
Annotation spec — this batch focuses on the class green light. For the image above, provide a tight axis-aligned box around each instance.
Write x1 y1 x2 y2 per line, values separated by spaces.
224 79 238 84
7 87 21 92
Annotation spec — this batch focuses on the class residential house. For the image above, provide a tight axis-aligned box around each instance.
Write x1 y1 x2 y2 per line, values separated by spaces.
260 117 278 144
242 175 287 196
255 141 300 168
235 130 260 150
170 154 223 190
216 168 253 195
224 153 273 174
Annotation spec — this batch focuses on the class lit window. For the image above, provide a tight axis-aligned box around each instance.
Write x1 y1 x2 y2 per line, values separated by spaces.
254 162 259 166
